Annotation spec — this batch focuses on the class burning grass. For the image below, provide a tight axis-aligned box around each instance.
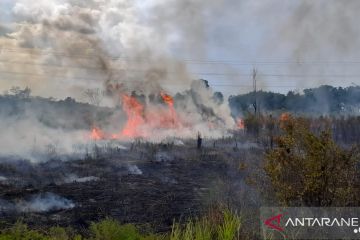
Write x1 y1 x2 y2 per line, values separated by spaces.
89 89 233 142
0 114 359 239
90 93 179 140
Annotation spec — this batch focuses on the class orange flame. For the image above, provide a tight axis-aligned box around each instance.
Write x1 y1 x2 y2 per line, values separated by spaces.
89 92 185 141
280 113 290 122
120 94 145 138
90 127 105 140
236 118 245 130
160 92 174 106
160 92 180 128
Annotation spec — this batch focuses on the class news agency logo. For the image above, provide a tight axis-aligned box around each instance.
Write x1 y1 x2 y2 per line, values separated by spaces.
264 213 285 232
262 211 288 239
261 207 360 239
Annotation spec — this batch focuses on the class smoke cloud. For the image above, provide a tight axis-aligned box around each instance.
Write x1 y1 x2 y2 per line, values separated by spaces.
0 0 223 99
0 0 238 161
1 0 358 160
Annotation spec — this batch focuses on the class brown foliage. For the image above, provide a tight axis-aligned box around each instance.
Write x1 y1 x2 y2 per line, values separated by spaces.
265 116 359 206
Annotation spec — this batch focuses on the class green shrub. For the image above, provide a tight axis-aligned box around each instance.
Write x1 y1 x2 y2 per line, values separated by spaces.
48 227 70 240
0 209 243 240
89 218 141 240
0 221 49 240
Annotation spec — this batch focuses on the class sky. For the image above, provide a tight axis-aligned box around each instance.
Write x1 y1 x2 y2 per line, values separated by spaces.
1 0 360 99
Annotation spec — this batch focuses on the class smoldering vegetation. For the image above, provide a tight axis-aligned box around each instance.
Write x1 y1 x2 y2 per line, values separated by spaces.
0 80 234 161
0 0 236 153
0 109 358 234
1 1 360 238
0 137 263 231
0 92 110 161
0 192 74 214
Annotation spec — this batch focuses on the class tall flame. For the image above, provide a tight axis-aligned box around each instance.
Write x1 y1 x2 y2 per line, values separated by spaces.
160 92 180 128
89 92 184 141
120 94 145 138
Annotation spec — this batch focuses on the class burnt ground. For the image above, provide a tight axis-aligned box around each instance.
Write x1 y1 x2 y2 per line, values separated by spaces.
0 139 264 232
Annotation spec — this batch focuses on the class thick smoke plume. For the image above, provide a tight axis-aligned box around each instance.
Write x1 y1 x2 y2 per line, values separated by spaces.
2 0 358 160
0 0 236 161
1 0 222 98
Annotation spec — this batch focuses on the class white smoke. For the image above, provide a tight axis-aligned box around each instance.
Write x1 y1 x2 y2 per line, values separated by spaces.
0 0 237 160
0 176 8 181
0 0 244 165
1 0 195 98
63 174 99 184
0 113 89 162
127 165 142 175
16 193 75 213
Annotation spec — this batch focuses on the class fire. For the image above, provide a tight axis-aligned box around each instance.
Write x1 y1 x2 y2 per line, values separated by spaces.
89 92 183 141
236 118 245 130
120 94 145 138
280 113 290 122
160 92 174 106
90 127 105 140
160 92 181 128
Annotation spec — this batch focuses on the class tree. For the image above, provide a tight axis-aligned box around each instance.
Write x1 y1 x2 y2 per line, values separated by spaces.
83 88 104 106
10 86 31 99
265 116 359 206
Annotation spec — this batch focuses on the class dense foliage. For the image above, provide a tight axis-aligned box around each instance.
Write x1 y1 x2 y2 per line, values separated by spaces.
229 85 360 115
264 116 360 206
242 113 360 145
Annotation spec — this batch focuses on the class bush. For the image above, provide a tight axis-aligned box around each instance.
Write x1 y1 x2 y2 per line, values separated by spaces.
265 116 359 206
0 221 49 240
89 219 141 240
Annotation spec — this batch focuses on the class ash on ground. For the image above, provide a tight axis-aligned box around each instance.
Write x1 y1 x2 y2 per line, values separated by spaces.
0 139 262 231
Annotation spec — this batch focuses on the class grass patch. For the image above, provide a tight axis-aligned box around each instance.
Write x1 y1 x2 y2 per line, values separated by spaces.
0 209 244 240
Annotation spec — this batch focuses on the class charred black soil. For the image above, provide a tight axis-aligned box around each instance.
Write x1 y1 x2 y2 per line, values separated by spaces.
0 140 261 232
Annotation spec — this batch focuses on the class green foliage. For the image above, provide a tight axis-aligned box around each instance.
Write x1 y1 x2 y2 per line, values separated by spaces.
217 210 241 240
0 221 49 240
169 209 241 240
265 116 359 206
229 85 360 114
89 218 141 240
183 221 193 240
0 210 243 240
194 218 212 240
169 222 182 240
48 227 70 240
